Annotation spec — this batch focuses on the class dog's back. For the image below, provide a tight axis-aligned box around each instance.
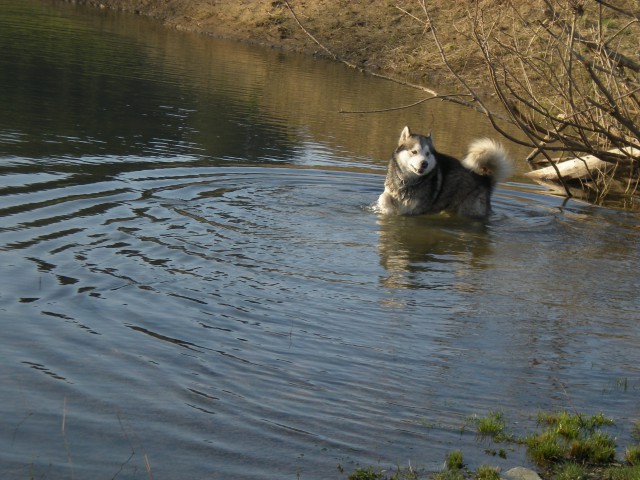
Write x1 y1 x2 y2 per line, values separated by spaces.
430 152 494 217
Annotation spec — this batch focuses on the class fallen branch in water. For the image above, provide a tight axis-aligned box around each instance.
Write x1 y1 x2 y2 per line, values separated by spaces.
526 147 640 200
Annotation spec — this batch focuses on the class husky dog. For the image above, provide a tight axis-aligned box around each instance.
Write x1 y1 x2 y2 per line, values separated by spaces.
377 126 511 217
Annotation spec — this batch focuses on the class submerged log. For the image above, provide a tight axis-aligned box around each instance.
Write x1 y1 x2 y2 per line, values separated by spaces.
525 154 614 182
525 147 640 196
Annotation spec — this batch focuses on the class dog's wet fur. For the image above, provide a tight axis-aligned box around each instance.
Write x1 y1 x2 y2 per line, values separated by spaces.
377 126 511 217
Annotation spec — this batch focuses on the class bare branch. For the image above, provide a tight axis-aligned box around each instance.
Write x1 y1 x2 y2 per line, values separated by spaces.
283 0 340 62
338 93 472 114
593 0 640 21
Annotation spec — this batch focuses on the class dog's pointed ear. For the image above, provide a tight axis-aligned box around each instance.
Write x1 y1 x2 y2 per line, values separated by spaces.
399 126 411 145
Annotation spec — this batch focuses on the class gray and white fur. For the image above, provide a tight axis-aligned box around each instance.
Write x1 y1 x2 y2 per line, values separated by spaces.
377 126 511 217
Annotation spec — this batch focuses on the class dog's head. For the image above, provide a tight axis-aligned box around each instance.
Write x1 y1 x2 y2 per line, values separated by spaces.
394 126 436 178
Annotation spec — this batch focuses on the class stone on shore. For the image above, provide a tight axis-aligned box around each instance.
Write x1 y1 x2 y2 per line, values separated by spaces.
501 467 542 480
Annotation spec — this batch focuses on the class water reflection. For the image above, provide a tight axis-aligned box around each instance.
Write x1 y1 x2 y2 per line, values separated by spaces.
0 0 296 164
377 213 491 290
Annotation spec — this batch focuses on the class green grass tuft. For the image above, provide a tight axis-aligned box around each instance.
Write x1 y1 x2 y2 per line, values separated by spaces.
475 465 500 480
347 464 421 480
444 450 464 471
554 462 587 480
572 431 616 464
601 464 640 480
471 411 510 441
431 470 464 480
537 411 614 440
433 450 465 480
526 431 565 466
625 445 640 465
526 411 617 467
348 467 386 480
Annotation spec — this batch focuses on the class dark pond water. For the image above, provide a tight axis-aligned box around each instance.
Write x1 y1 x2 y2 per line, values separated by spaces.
1 1 639 478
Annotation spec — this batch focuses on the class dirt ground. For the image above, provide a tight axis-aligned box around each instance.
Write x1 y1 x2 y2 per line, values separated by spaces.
70 0 490 92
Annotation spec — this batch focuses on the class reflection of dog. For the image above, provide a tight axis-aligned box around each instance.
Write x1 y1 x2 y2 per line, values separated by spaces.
377 126 512 217
376 214 491 289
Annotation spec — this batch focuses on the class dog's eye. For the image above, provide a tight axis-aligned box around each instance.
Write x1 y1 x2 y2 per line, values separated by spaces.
411 150 418 155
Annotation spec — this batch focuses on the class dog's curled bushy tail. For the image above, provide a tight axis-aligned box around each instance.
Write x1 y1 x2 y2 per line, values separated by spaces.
462 138 512 184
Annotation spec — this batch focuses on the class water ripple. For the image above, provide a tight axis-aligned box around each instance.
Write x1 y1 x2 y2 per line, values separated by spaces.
2 163 640 478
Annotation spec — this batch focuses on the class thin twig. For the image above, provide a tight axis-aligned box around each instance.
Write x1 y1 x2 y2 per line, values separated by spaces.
112 414 136 480
339 93 472 114
144 454 154 480
62 396 75 480
283 0 340 62
62 396 67 434
593 0 640 22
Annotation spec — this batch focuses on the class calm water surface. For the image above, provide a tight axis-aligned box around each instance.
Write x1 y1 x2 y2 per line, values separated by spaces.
1 1 639 478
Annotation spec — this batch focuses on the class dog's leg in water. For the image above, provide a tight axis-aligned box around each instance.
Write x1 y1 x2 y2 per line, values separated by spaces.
377 190 395 214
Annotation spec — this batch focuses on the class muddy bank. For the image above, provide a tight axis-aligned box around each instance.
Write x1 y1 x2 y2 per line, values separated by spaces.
68 0 479 91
